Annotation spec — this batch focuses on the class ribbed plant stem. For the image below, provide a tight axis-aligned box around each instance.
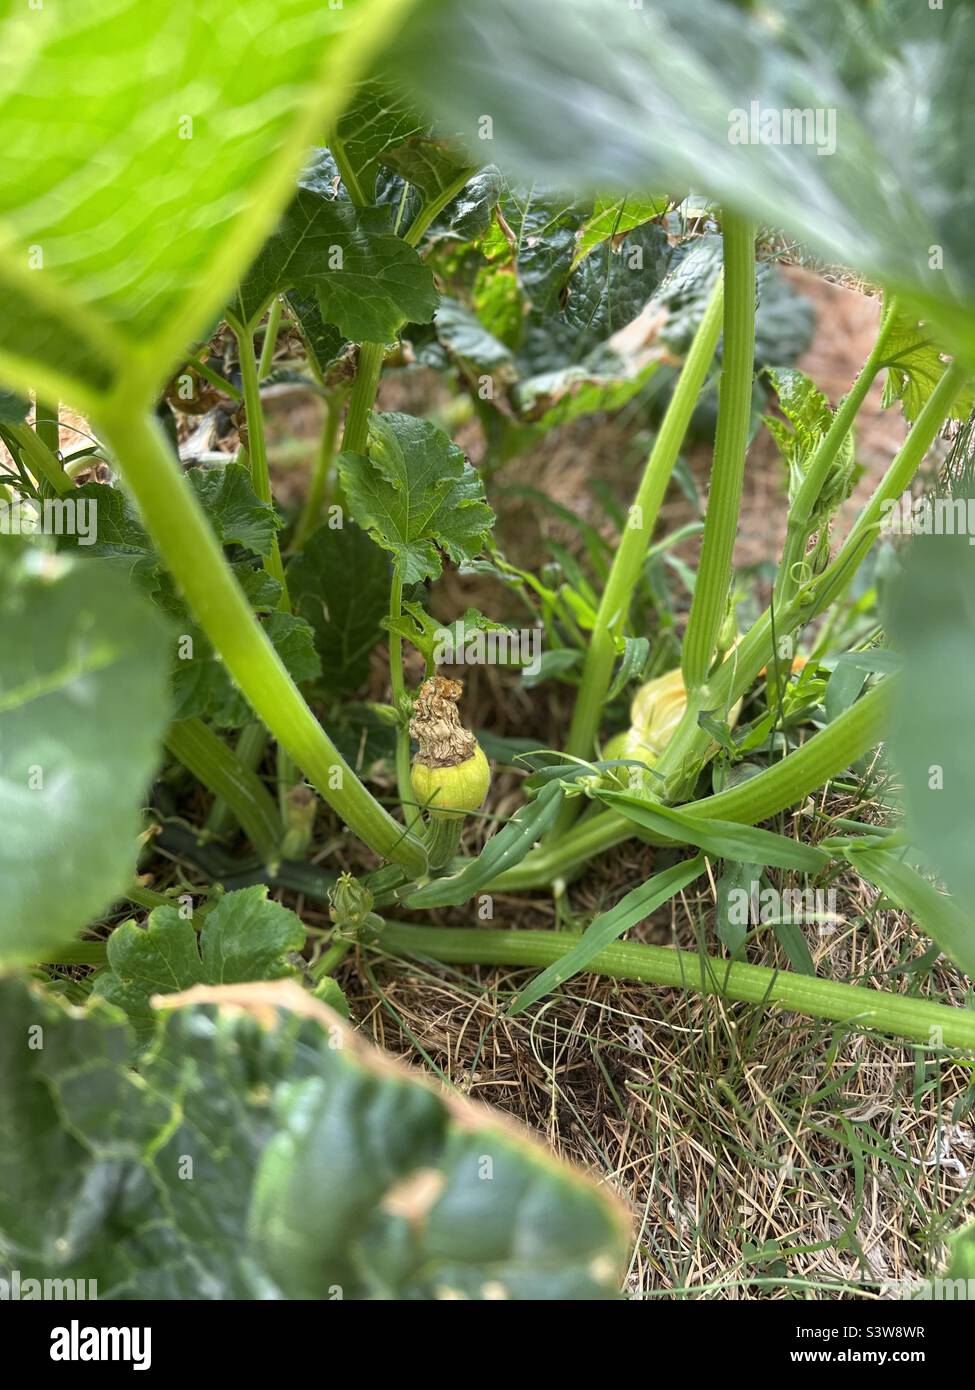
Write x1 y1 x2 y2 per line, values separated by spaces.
563 274 725 766
653 358 969 800
681 214 755 693
379 924 975 1050
98 407 427 875
342 341 384 454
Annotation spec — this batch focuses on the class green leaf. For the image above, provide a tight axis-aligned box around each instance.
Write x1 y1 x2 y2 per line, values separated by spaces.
285 292 349 381
0 553 170 962
435 297 516 374
399 0 975 362
329 81 426 204
0 0 408 406
845 848 975 983
765 367 854 509
597 792 831 872
95 886 306 1040
406 780 564 908
715 861 760 956
382 134 474 204
430 165 502 241
172 609 320 729
879 313 975 423
0 388 28 424
288 522 391 695
338 411 494 583
508 855 706 1015
236 180 438 341
185 464 281 557
572 194 670 270
0 976 628 1299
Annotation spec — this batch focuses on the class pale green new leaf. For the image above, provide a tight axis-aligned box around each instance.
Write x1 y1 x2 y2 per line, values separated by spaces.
338 411 494 583
765 366 855 508
879 313 975 423
572 193 671 271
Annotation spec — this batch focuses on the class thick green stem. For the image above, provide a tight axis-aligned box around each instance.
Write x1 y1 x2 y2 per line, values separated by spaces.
563 274 725 765
492 679 891 890
681 214 756 693
379 923 975 1051
292 391 343 552
166 717 282 867
654 357 969 798
97 407 428 875
341 341 385 455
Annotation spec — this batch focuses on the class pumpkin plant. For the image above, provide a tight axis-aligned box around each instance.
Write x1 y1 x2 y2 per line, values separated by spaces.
2 0 975 1299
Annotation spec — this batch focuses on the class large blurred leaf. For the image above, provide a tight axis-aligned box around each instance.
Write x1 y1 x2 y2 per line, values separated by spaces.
398 0 975 360
338 411 494 584
887 521 975 932
0 552 170 961
288 523 391 696
0 0 416 407
0 977 629 1299
95 886 305 1041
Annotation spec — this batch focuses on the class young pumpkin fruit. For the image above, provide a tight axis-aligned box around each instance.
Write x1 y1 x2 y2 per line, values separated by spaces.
410 675 489 818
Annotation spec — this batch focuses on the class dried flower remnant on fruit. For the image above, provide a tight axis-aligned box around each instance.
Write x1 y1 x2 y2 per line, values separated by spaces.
409 675 477 768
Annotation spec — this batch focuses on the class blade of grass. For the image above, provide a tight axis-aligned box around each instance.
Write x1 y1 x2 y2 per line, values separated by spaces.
508 854 706 1016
